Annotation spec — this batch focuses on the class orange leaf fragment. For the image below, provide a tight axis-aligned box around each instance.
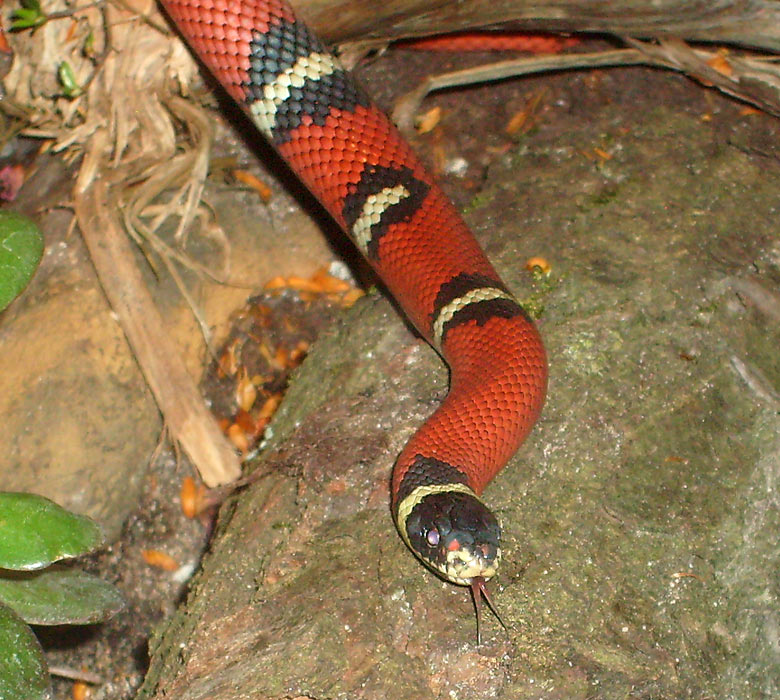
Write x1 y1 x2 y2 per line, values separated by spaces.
289 339 310 365
227 423 250 453
142 549 179 571
258 393 282 420
180 476 207 518
234 408 257 435
416 106 442 134
235 369 257 412
65 19 79 43
217 339 241 377
278 345 295 368
505 109 530 135
341 288 365 308
233 169 273 202
0 26 10 55
525 256 551 275
72 680 89 700
263 275 288 291
311 268 351 293
505 91 545 136
671 572 703 581
255 417 271 436
706 51 733 78
297 290 318 303
286 275 321 293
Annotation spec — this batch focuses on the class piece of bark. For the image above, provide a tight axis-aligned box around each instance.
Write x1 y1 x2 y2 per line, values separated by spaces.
74 177 242 487
138 65 780 699
292 0 780 53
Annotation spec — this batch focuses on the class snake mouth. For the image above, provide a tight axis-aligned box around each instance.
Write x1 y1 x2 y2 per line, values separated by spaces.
396 485 502 585
442 540 501 585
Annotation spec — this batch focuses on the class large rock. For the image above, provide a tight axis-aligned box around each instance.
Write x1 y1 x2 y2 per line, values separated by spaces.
139 67 780 700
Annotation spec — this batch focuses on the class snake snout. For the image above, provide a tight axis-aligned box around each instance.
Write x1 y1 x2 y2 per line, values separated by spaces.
400 487 502 585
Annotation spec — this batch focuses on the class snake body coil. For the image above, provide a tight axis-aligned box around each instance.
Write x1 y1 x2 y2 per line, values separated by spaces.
160 0 548 598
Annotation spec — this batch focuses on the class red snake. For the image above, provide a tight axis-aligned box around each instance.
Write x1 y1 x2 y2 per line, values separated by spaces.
159 0 548 624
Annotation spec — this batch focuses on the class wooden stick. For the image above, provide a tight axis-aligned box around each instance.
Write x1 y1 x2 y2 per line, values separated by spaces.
391 44 780 134
74 176 242 487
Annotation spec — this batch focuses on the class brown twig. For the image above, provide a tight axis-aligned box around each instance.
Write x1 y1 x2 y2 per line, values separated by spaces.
392 42 780 134
73 169 242 487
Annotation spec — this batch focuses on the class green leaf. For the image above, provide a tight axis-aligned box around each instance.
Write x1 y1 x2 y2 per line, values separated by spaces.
0 493 103 570
9 8 47 30
57 62 83 98
0 601 51 700
9 0 47 31
0 568 124 625
0 211 43 312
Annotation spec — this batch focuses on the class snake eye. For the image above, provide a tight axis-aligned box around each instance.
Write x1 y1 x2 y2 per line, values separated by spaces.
426 528 440 547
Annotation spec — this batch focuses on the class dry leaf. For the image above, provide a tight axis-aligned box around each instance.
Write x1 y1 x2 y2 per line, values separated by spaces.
227 422 250 453
416 106 442 134
235 369 257 412
180 476 207 518
232 168 273 202
142 549 180 571
525 256 551 275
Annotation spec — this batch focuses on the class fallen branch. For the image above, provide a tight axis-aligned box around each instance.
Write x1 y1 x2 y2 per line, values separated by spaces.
392 42 780 133
74 161 242 487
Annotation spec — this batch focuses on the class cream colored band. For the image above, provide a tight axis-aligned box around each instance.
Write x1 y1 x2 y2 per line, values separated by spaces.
248 51 339 138
350 184 411 255
432 287 515 347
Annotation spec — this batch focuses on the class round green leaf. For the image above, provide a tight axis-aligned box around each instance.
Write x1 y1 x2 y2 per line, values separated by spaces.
0 568 124 625
0 493 103 570
0 601 51 700
0 211 44 312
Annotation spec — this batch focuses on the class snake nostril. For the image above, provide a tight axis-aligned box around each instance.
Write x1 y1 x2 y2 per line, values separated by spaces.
479 543 495 560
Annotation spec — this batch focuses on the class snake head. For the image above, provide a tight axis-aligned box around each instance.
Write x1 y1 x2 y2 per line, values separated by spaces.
398 487 501 585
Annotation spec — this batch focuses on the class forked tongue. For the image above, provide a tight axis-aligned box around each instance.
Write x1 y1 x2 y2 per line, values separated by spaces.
470 576 508 644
